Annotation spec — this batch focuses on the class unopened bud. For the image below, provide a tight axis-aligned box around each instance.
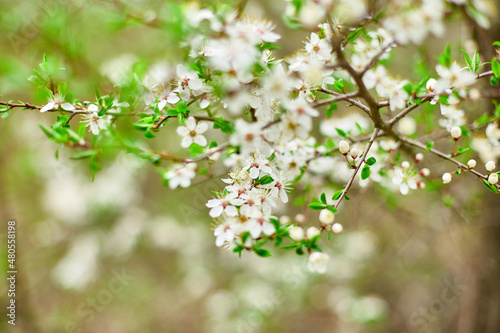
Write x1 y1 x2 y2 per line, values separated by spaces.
401 161 410 169
339 140 350 155
426 78 437 91
417 181 425 189
279 215 291 225
349 147 358 159
414 153 424 163
307 226 321 239
485 161 496 172
319 209 335 226
331 223 343 234
419 168 430 177
289 226 305 242
295 213 305 224
442 172 452 184
467 159 476 169
488 173 498 185
451 126 461 140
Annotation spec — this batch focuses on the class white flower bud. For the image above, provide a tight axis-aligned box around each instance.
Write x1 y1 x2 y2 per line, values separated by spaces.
467 159 476 169
307 252 329 274
442 172 452 184
426 78 437 91
295 213 305 224
339 140 350 154
401 161 410 169
419 168 430 177
469 88 481 100
349 147 358 159
307 226 321 239
279 215 291 225
289 226 305 242
331 223 343 234
451 126 461 139
485 161 496 172
488 173 498 185
319 209 335 226
415 153 424 163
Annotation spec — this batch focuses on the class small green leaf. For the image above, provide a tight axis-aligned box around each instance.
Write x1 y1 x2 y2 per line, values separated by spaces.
461 50 472 71
327 206 338 214
254 248 271 257
492 58 500 78
70 150 97 159
426 141 434 151
366 157 376 166
335 128 348 138
332 189 343 200
438 44 451 67
308 202 327 210
320 192 327 204
361 165 371 180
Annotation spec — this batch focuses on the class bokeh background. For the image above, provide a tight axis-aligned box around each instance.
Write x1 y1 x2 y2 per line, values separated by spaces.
1 0 500 332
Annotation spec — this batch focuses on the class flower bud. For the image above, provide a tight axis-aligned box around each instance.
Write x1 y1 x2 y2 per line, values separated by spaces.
349 147 358 159
485 161 496 172
442 173 452 184
279 215 291 225
339 140 350 155
319 209 335 226
419 168 430 177
414 153 424 163
417 181 425 189
401 161 410 169
451 126 461 140
307 226 321 239
295 213 305 224
488 173 498 185
289 226 305 242
426 78 437 91
467 159 476 169
331 223 343 234
307 252 329 274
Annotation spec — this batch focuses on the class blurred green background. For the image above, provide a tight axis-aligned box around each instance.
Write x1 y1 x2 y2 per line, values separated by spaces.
1 0 500 332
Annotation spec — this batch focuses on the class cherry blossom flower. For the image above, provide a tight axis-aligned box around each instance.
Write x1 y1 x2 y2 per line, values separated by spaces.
177 117 208 148
307 252 330 273
40 93 75 113
165 164 196 189
82 104 110 135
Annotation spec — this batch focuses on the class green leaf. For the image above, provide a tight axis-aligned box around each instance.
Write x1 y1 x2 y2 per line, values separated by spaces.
346 28 362 43
39 124 56 139
361 165 371 180
366 157 376 166
335 128 348 138
256 175 274 185
70 150 97 159
438 44 451 67
333 80 344 92
308 202 327 210
491 76 499 86
493 41 500 48
327 206 338 214
482 179 499 193
320 192 327 204
281 243 299 250
461 50 472 71
426 140 434 151
254 248 272 257
492 58 500 78
332 189 343 200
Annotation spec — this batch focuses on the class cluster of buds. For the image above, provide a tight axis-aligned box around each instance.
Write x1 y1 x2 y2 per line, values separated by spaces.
443 160 498 185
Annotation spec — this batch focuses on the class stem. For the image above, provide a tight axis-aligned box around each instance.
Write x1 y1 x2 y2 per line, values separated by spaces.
334 128 380 209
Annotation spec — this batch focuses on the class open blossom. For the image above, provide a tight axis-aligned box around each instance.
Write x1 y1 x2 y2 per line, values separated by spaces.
304 33 332 61
243 150 273 179
176 116 208 148
206 192 245 218
435 62 476 96
175 64 204 100
165 164 196 189
307 252 330 274
214 219 236 247
40 93 75 113
82 104 110 135
230 119 272 157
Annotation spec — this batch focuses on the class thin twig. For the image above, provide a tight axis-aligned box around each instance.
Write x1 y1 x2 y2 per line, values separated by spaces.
334 128 380 209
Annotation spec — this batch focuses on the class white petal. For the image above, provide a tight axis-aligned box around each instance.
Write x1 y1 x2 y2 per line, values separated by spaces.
61 102 75 111
185 117 196 130
206 199 221 208
177 126 189 137
88 104 99 112
225 205 238 217
280 190 288 203
181 136 193 148
250 167 259 179
262 222 275 235
400 183 409 195
158 100 167 110
195 122 208 134
40 102 55 113
167 94 180 104
189 78 203 90
229 198 245 206
200 98 210 109
209 205 224 218
194 135 207 146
